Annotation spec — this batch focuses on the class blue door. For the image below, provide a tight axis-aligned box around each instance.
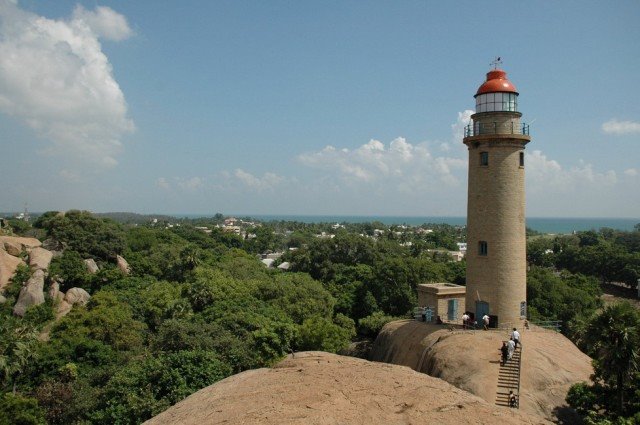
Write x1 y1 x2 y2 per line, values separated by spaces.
447 299 458 321
476 301 489 327
425 307 433 322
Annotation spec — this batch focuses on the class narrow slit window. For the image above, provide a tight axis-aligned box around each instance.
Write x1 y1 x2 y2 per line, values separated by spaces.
479 241 488 256
480 152 489 166
519 152 524 167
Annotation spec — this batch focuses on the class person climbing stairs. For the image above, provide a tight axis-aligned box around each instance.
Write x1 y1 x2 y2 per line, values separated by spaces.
496 345 521 408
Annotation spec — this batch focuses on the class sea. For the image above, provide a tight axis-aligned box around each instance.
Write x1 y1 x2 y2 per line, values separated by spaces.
182 214 639 234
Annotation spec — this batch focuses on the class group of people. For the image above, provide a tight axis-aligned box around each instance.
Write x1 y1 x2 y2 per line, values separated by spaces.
500 328 521 408
499 328 521 365
461 312 491 330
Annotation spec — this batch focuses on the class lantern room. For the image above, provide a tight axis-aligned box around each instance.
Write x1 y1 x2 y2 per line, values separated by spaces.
474 69 519 113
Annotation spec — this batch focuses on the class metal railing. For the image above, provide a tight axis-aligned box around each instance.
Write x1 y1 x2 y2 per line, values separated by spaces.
464 122 530 137
527 319 562 332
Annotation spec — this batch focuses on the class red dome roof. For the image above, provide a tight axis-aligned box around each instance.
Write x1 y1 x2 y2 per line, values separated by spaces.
475 69 518 96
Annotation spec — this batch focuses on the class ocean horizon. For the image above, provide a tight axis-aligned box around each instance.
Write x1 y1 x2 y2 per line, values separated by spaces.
177 214 639 234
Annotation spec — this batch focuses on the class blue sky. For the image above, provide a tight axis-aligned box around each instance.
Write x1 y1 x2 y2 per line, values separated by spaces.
1 0 639 217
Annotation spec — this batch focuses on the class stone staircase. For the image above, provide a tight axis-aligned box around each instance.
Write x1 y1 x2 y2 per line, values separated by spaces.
495 345 521 408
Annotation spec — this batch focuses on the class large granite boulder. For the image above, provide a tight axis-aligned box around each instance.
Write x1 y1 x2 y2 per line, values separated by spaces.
145 351 550 425
369 320 592 423
55 287 91 319
48 279 64 302
84 259 99 274
3 240 22 256
13 269 45 317
64 288 90 306
0 236 42 250
0 249 25 291
116 255 130 275
29 247 53 271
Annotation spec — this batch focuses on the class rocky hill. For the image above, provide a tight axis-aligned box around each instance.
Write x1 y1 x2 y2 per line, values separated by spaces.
145 351 550 425
369 320 593 422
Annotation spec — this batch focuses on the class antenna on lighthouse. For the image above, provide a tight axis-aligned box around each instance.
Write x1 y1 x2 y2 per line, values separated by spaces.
490 56 502 69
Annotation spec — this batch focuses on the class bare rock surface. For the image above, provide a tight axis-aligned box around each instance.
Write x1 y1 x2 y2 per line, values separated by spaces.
0 294 6 304
3 240 23 256
29 247 53 271
64 288 90 306
56 300 73 319
116 255 130 275
0 249 25 291
369 320 592 422
13 269 45 317
145 351 549 425
48 280 62 301
84 258 99 274
0 236 42 250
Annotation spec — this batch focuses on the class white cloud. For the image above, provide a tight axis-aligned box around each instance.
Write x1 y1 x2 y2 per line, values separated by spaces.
298 136 466 189
156 177 170 190
72 5 134 41
451 110 474 142
59 169 80 182
624 168 638 177
602 119 640 135
0 1 134 169
177 177 204 191
234 169 284 191
526 150 617 193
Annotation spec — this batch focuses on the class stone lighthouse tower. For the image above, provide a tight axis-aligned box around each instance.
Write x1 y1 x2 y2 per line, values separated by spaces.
463 64 531 327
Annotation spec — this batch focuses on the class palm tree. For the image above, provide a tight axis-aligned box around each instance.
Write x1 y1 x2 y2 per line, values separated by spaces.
585 302 639 415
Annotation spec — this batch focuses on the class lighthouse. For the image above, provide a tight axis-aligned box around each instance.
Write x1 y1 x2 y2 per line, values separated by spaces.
463 63 531 327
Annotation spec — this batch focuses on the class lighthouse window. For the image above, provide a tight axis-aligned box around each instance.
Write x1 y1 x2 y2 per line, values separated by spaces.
480 152 489 166
519 152 524 167
476 92 518 113
479 241 488 256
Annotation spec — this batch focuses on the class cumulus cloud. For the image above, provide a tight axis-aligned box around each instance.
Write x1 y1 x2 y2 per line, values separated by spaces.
526 150 617 193
156 177 170 190
298 137 466 189
177 177 204 191
0 1 134 168
72 5 134 41
234 169 284 191
451 110 474 142
602 119 640 135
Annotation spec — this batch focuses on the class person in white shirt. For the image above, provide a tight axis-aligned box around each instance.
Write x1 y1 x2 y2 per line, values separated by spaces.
482 314 490 330
511 328 521 348
462 313 470 329
507 338 515 359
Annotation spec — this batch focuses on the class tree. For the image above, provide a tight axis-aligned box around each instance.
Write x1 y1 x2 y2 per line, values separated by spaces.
38 210 125 261
0 392 46 425
0 318 40 394
583 302 639 416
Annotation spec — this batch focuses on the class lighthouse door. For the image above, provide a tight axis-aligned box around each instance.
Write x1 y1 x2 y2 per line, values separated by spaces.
475 301 489 328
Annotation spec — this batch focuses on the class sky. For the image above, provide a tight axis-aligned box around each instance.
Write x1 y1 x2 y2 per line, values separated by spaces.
0 0 639 218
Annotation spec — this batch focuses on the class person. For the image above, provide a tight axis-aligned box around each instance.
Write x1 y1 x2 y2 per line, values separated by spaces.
421 307 427 322
508 391 517 408
500 342 509 366
462 313 470 329
482 314 490 330
511 328 521 349
436 315 443 325
507 338 515 360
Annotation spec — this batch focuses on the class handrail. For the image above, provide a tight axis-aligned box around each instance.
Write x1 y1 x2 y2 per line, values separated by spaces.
515 344 522 409
528 319 562 332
